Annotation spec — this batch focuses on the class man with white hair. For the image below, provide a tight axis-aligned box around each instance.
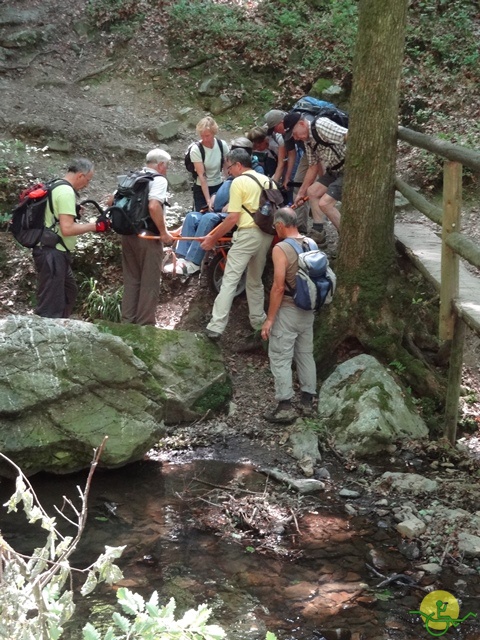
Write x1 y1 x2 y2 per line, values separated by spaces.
121 148 174 325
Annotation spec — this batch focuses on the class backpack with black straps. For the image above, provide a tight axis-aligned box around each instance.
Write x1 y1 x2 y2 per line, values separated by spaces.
8 178 71 249
184 138 225 180
283 237 336 311
241 173 284 236
108 171 161 235
292 96 349 129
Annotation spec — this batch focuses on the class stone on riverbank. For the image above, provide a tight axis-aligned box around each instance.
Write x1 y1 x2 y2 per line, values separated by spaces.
316 354 428 455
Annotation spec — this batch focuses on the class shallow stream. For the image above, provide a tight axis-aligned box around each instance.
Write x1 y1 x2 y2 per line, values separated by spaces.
1 458 479 639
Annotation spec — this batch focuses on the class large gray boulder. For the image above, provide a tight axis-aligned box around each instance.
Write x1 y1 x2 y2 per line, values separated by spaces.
0 316 228 476
317 354 428 455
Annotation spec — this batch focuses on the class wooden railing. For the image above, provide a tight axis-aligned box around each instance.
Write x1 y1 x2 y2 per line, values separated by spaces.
395 126 480 444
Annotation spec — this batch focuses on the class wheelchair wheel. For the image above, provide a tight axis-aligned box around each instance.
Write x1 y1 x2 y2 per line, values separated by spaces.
206 250 246 297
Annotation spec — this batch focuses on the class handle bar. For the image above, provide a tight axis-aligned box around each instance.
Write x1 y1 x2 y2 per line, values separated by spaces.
79 199 106 215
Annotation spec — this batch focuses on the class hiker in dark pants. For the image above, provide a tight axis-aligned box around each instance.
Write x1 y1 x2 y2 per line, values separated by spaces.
33 158 109 318
120 148 174 325
261 207 317 423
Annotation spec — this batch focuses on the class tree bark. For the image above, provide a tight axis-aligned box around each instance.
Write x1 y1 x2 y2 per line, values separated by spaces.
338 0 409 289
315 0 446 398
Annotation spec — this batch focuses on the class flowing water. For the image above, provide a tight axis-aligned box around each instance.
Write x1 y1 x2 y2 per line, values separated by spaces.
1 458 479 640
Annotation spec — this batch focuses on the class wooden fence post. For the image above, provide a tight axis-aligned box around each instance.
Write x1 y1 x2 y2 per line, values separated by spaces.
444 315 466 444
439 161 462 340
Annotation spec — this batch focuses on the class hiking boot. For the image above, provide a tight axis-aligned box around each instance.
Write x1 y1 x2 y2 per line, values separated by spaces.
205 328 222 341
300 392 316 417
264 400 297 424
309 228 328 248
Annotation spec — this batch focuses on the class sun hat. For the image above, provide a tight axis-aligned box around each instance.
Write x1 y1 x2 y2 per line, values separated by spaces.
264 109 287 134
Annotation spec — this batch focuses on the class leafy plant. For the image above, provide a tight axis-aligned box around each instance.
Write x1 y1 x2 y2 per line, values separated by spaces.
82 591 226 640
388 360 407 374
0 442 124 640
165 0 357 93
80 277 123 323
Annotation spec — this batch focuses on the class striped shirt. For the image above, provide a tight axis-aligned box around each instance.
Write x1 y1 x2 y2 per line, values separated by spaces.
304 117 347 169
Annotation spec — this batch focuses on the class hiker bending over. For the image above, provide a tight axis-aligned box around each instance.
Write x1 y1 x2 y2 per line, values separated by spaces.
264 109 313 238
33 158 110 318
188 116 229 211
246 125 286 183
165 137 264 276
201 148 277 340
121 148 174 326
285 112 347 232
261 207 317 423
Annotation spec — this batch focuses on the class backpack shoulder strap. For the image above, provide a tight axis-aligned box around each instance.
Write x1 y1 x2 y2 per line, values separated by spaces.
46 179 73 220
310 117 334 149
241 172 270 216
136 170 157 181
198 141 205 163
311 118 345 170
282 237 303 255
216 138 225 172
242 172 270 189
45 179 72 252
303 237 318 251
189 142 205 163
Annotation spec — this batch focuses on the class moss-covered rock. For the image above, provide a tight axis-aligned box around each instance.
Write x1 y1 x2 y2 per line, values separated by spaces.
97 321 230 422
0 316 230 476
316 354 428 455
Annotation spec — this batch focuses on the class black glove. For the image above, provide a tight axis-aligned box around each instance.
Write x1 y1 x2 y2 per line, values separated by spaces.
95 214 111 233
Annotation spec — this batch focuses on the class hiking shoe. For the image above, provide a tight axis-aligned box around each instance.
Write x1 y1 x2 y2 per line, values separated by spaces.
309 229 328 248
264 400 297 424
164 258 200 275
205 328 222 341
300 392 316 417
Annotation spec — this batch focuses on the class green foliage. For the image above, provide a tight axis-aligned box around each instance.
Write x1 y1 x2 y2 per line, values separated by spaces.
82 591 226 640
406 0 479 75
192 378 232 414
166 0 357 92
388 360 407 374
86 0 147 31
0 453 125 640
80 277 123 323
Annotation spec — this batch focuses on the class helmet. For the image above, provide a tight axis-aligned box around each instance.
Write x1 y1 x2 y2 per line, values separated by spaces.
230 136 253 150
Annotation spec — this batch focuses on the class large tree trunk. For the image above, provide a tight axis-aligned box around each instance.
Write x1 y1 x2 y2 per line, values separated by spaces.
315 0 444 398
339 0 408 290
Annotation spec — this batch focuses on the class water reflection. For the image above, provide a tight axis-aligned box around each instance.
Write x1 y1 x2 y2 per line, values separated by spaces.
0 460 479 640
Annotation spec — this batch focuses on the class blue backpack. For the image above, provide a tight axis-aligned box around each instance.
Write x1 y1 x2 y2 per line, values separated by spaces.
292 95 349 130
283 238 336 311
292 96 335 114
